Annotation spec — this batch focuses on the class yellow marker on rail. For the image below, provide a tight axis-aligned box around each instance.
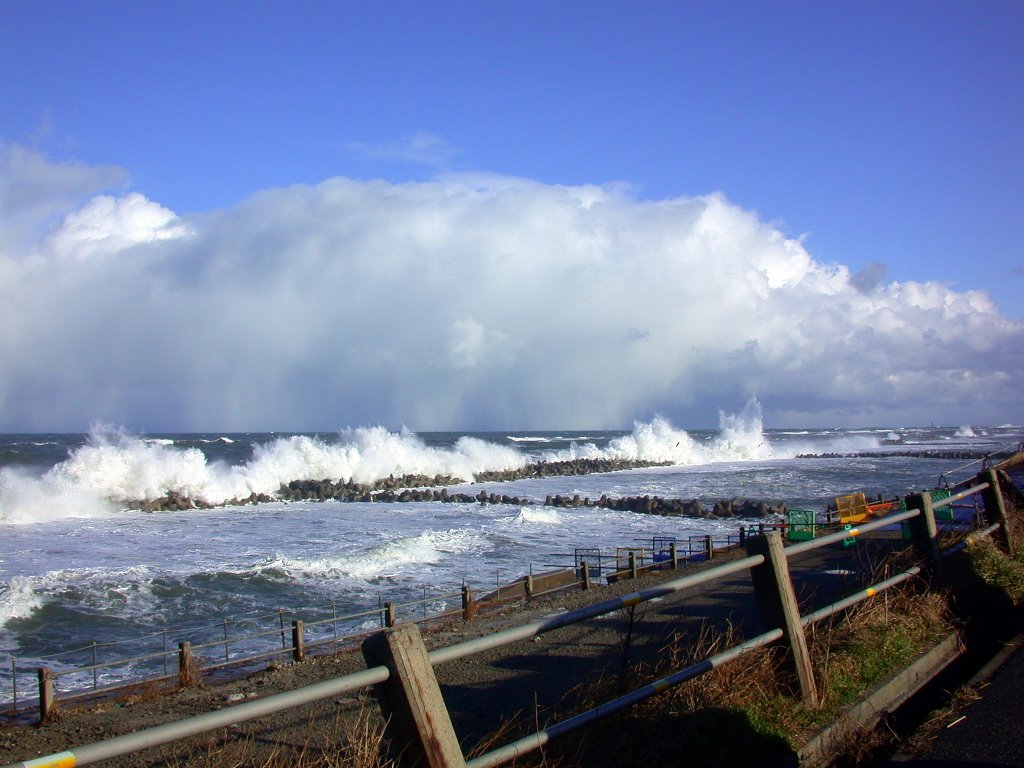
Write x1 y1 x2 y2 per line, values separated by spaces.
865 587 877 597
20 752 76 768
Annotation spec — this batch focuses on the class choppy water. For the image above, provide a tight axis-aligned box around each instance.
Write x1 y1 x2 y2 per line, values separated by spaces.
0 405 1020 703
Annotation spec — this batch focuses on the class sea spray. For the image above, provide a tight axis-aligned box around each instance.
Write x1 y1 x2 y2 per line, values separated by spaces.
0 401 895 524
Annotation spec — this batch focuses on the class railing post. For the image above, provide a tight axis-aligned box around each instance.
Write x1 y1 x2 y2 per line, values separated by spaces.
461 585 473 620
581 561 591 590
178 641 193 688
223 619 230 664
291 620 305 662
977 469 1014 555
905 492 942 579
524 573 534 599
629 550 638 579
705 534 714 560
385 601 397 628
745 532 819 707
669 541 678 569
362 623 466 768
37 667 54 723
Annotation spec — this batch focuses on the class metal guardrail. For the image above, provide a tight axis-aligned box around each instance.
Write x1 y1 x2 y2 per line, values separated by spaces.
1 459 1018 768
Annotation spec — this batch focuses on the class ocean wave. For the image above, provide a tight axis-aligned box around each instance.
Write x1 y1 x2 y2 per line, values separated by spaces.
0 402 883 524
503 507 563 526
0 576 44 626
0 565 159 632
320 529 493 581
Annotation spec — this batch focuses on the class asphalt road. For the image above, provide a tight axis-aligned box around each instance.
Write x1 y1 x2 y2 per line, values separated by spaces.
885 634 1024 768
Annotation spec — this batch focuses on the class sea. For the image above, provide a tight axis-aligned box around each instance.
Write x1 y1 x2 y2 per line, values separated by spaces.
1 406 1021 704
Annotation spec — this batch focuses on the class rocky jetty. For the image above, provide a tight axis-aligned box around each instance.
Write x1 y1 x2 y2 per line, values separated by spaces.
474 457 671 483
797 449 1013 461
542 493 785 518
123 457 783 521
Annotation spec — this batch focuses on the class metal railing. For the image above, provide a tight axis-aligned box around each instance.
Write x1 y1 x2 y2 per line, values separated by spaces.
3 588 465 713
3 458 1017 768
2 531 755 712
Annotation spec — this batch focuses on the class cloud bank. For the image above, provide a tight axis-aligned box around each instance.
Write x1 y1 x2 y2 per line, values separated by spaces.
1 144 1020 431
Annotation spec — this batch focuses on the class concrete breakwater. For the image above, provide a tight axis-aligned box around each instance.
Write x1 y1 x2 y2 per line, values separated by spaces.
126 456 782 518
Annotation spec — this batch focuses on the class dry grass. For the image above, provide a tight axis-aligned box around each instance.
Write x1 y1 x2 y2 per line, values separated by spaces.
526 571 954 768
963 532 1024 603
169 700 392 768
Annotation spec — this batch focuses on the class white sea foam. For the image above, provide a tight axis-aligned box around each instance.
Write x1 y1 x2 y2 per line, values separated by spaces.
955 425 976 438
506 507 563 526
0 402 888 524
234 529 494 583
0 576 44 625
0 465 119 524
0 565 159 633
545 398 777 465
329 529 492 581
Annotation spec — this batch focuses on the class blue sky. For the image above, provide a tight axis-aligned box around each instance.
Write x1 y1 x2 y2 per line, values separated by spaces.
1 2 1022 431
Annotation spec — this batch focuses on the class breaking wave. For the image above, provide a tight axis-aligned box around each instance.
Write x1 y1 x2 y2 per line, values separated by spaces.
0 400 879 524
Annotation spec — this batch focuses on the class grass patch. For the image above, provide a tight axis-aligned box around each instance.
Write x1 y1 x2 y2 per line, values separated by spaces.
963 535 1024 603
534 579 953 768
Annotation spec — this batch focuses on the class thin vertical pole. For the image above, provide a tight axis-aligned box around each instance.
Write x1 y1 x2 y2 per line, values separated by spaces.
291 621 305 662
332 600 339 643
279 610 287 649
223 620 230 664
178 642 192 688
92 641 98 691
38 667 54 723
11 657 17 712
162 630 168 677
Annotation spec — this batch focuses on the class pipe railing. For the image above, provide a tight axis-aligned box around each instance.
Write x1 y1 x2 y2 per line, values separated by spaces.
2 462 1018 768
0 480 992 713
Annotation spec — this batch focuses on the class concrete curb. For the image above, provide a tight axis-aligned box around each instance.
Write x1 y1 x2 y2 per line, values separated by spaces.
797 631 963 767
883 631 1024 764
962 631 1024 689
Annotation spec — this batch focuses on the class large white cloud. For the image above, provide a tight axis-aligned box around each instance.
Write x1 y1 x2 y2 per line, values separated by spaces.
1 144 1020 431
